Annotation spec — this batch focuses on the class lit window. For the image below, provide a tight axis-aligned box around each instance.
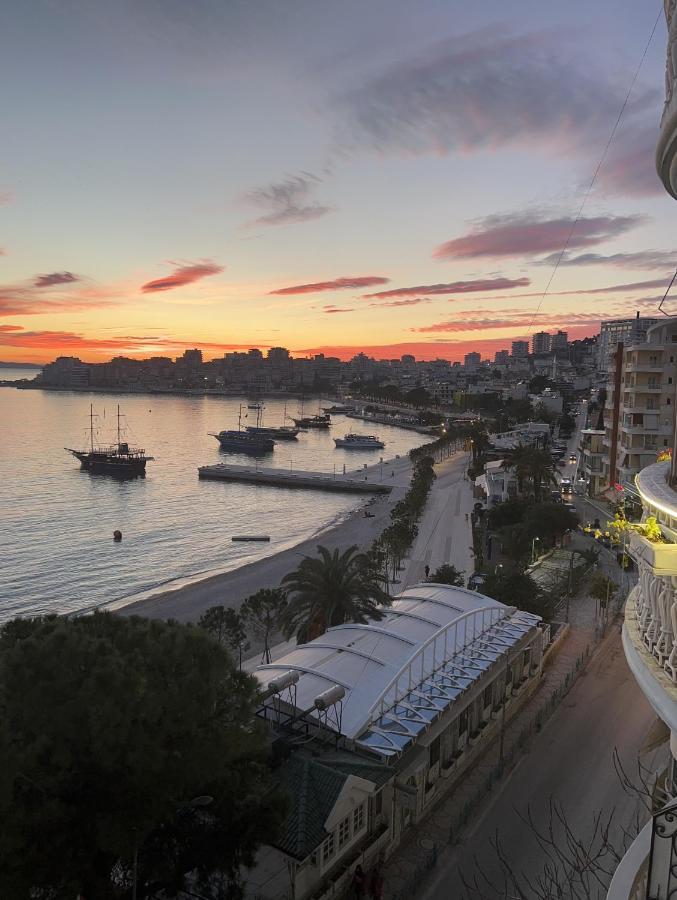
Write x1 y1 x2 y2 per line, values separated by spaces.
322 833 334 862
338 815 351 848
353 803 365 834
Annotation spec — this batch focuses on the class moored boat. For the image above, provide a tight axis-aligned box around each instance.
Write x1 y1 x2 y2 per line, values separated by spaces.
210 404 276 454
65 405 153 476
334 433 385 450
246 424 299 440
292 414 331 429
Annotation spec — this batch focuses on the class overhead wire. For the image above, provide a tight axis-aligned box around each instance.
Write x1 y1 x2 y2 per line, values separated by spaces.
526 7 664 334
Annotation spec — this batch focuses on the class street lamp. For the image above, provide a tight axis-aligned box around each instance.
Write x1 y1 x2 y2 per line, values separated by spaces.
531 536 540 564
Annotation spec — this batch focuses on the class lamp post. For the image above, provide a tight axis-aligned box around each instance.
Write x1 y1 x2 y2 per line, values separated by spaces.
531 536 540 564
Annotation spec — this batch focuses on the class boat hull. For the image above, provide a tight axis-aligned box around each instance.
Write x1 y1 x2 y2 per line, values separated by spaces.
68 450 148 476
212 434 275 454
334 441 384 450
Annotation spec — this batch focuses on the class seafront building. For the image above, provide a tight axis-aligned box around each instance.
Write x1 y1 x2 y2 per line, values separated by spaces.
607 4 677 895
245 584 548 900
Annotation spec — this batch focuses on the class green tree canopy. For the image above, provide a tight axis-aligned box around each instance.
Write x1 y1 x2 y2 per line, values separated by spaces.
428 564 465 586
279 544 390 643
482 571 550 618
487 497 532 531
198 604 250 669
241 587 287 664
0 613 284 898
524 502 579 543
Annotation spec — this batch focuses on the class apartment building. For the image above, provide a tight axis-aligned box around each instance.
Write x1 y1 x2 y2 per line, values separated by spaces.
531 331 551 354
577 429 605 497
597 316 659 375
602 318 677 488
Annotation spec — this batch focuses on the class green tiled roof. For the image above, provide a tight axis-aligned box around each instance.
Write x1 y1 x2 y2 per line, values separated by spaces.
274 752 393 861
275 755 347 860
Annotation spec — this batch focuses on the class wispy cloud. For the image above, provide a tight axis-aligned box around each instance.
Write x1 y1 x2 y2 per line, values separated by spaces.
33 271 80 288
433 212 643 260
323 305 354 314
413 310 604 334
0 191 13 205
0 327 276 356
243 173 332 227
364 276 530 299
370 297 433 308
271 275 389 295
141 260 224 293
536 250 676 271
335 29 654 159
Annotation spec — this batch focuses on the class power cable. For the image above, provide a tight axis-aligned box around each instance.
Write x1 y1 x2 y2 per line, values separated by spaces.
526 7 664 334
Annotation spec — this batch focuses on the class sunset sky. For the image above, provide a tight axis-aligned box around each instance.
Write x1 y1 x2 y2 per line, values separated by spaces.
1 1 675 364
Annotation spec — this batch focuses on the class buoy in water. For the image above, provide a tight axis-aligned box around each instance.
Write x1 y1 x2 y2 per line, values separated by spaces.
113 530 122 542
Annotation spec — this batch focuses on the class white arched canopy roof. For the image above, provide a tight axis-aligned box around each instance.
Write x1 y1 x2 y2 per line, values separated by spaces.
255 584 541 757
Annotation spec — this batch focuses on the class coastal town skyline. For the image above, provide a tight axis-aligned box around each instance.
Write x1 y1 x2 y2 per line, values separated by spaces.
1 1 674 364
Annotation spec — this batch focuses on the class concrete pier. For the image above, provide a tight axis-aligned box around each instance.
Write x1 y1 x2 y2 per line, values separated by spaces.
197 463 394 493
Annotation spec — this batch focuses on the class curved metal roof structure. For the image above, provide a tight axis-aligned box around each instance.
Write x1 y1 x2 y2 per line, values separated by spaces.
255 583 540 758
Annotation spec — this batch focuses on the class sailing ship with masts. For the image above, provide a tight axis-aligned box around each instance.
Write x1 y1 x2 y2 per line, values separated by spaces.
210 404 276 454
65 405 154 476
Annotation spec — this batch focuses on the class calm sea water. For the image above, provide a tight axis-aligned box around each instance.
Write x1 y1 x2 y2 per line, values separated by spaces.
1 386 427 621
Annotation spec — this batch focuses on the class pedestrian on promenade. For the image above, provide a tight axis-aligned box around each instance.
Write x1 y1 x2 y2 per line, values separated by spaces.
424 564 430 579
352 864 366 898
369 866 384 900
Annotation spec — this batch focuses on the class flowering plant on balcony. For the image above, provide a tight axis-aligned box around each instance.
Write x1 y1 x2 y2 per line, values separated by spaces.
607 512 664 544
657 448 672 462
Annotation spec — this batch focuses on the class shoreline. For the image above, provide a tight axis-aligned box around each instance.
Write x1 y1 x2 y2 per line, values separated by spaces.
112 454 414 624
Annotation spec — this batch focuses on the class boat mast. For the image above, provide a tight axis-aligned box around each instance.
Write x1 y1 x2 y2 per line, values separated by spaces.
117 404 121 446
238 404 242 432
90 403 94 451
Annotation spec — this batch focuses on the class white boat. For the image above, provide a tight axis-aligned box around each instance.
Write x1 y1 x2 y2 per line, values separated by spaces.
334 433 385 450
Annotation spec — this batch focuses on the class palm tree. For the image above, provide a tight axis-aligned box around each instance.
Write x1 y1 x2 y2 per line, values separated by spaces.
526 448 557 501
507 443 532 494
279 545 391 644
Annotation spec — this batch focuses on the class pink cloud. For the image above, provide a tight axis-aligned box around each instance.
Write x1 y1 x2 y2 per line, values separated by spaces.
271 276 389 296
141 261 224 293
433 212 643 260
364 276 530 299
323 305 354 314
413 310 605 334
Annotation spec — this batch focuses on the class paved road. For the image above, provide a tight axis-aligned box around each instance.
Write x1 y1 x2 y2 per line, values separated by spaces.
422 624 659 899
400 452 474 589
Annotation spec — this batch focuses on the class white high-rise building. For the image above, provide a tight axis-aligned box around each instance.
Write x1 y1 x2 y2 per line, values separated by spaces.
602 318 677 489
597 316 659 374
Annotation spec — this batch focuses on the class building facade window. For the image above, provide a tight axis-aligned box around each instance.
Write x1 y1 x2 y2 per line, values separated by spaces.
322 833 335 862
429 735 441 766
353 802 365 834
338 815 351 848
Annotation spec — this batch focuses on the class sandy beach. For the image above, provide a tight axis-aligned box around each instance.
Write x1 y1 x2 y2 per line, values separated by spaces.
118 454 414 623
